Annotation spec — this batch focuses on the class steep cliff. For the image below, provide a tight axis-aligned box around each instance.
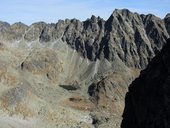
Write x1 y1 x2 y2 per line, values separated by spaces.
121 38 170 128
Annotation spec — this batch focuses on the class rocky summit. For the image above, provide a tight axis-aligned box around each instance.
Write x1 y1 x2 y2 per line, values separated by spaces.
0 9 169 128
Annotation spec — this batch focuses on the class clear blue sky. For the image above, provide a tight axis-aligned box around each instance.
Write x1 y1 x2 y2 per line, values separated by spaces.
0 0 170 25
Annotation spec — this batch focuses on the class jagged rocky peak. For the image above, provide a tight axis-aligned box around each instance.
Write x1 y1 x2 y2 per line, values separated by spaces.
121 38 170 128
0 21 10 33
165 13 170 19
11 22 28 28
90 15 98 23
110 8 141 23
105 9 155 68
24 21 48 41
112 8 133 18
10 22 28 35
0 21 29 41
0 21 10 28
164 13 170 35
0 9 169 68
142 13 169 52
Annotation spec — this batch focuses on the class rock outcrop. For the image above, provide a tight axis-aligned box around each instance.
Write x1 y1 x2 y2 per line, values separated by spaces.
164 13 170 35
121 38 170 128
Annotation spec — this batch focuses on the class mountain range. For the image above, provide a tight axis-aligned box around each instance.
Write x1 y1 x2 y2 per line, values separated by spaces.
0 9 169 128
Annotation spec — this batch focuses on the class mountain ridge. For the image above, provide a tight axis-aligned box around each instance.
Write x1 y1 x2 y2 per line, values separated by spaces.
1 9 169 26
0 9 169 69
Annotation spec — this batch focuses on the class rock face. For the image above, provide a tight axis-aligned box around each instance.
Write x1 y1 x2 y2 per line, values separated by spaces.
165 14 170 35
0 9 169 68
121 38 170 128
0 9 169 128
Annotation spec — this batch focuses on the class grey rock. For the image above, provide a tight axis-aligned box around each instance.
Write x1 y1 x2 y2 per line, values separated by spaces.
164 14 170 35
0 21 10 33
24 22 47 41
0 21 28 41
142 14 168 52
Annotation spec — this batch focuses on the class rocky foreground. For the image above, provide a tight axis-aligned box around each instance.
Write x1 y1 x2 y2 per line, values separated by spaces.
121 38 170 128
0 9 169 128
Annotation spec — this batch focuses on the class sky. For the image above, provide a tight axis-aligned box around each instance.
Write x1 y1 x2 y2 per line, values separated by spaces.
0 0 170 25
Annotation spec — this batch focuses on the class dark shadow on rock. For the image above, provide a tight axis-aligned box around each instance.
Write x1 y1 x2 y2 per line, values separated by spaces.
59 85 79 91
121 38 170 128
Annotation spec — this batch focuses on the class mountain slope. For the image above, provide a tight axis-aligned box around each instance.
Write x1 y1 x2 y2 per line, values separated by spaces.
121 38 170 128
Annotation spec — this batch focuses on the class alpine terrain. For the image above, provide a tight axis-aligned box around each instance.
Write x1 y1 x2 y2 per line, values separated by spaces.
0 9 169 128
